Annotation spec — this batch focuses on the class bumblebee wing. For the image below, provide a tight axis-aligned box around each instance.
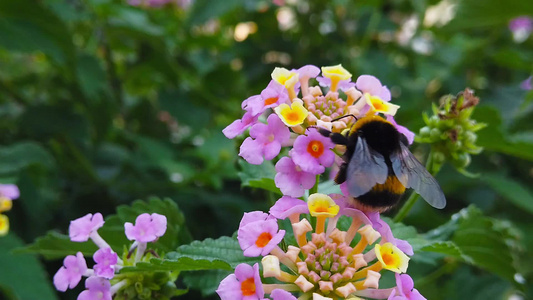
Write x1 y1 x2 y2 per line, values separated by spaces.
391 143 446 209
346 136 388 197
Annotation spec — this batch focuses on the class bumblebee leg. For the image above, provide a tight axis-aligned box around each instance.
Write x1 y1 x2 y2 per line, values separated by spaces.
334 163 348 184
330 133 348 145
318 128 348 145
318 128 332 137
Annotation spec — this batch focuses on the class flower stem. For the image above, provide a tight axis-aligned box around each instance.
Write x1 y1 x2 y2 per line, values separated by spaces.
393 149 440 223
110 279 128 295
309 175 320 195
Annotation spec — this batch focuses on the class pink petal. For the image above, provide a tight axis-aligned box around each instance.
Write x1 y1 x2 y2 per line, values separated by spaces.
216 274 243 300
263 141 282 161
239 138 264 165
0 184 19 199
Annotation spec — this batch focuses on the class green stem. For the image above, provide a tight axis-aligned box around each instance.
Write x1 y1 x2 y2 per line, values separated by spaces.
309 174 320 196
393 149 440 222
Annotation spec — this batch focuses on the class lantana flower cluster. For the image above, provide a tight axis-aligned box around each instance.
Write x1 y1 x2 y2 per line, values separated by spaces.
54 212 171 299
224 64 413 198
221 65 425 299
217 193 424 300
0 184 19 236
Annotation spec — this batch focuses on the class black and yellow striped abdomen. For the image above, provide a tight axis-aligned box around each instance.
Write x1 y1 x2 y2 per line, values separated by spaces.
356 175 406 210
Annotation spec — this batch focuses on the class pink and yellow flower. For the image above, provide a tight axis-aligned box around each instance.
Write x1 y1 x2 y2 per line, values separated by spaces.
274 99 309 127
290 128 335 175
217 263 265 300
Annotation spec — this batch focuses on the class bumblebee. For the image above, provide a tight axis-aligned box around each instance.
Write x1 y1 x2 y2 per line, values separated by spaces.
319 115 446 212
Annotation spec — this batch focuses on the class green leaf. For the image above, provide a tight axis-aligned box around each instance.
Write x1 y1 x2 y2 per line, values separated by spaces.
172 236 259 269
419 241 471 261
186 0 244 26
17 231 97 260
481 173 533 214
451 206 521 282
0 0 74 64
182 269 231 297
475 106 533 161
75 53 109 100
387 218 471 262
120 255 231 273
0 233 58 300
445 0 533 30
238 160 281 194
19 105 91 142
0 141 55 175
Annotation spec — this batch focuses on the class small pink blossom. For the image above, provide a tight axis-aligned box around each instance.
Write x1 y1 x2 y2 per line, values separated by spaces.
216 263 264 300
69 213 105 242
509 16 533 42
239 114 291 165
388 274 426 300
53 252 87 292
269 196 309 220
93 248 118 279
78 276 112 300
290 128 335 174
243 81 289 116
297 65 320 79
355 75 391 101
0 184 19 200
124 213 167 243
240 211 271 228
223 111 260 139
274 156 316 197
238 217 285 257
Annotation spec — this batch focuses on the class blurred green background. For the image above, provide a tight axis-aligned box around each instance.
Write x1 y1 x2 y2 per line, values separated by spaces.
0 0 532 299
